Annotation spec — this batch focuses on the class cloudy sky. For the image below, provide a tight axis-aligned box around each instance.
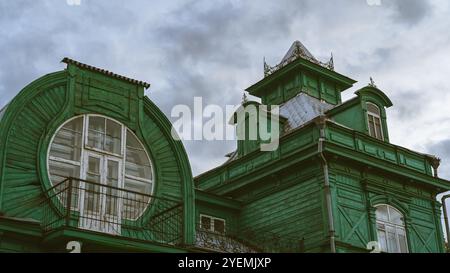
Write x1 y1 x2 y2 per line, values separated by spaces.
1 0 450 184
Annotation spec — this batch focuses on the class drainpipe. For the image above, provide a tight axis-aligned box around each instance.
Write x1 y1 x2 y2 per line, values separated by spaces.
442 194 450 251
316 116 336 253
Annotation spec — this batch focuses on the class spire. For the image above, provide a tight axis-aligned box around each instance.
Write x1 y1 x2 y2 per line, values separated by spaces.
368 77 377 88
280 40 320 65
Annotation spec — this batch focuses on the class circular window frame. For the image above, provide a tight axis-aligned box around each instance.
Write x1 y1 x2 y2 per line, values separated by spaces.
46 114 156 221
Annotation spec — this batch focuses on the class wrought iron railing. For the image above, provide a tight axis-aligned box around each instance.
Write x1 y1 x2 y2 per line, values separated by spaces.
42 177 184 246
195 224 304 253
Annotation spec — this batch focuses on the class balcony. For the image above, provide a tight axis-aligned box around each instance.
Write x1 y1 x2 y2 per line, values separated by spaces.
195 225 304 253
42 178 184 247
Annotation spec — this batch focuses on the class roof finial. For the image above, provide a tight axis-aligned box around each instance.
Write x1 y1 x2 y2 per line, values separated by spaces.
369 77 377 88
263 57 272 77
242 91 248 104
328 52 334 70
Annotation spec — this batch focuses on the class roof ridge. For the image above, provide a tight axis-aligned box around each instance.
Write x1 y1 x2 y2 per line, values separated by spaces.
61 57 150 89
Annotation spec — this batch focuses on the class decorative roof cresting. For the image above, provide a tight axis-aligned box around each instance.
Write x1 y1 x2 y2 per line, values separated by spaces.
264 41 334 77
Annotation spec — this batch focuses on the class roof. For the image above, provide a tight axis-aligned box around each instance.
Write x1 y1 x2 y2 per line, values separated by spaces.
280 40 320 66
222 92 333 164
279 93 334 132
264 40 334 77
62 58 151 89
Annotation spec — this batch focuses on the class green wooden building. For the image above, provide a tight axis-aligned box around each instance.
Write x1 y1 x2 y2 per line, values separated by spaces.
0 41 449 253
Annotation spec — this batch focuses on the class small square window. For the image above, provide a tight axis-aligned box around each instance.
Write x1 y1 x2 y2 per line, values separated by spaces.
213 219 225 234
200 216 212 231
200 215 226 234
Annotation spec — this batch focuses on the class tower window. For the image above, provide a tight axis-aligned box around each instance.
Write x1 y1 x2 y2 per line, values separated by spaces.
367 103 384 140
375 204 408 253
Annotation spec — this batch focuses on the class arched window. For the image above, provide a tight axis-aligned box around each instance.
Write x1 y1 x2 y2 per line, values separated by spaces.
47 114 154 223
367 103 384 140
375 204 408 253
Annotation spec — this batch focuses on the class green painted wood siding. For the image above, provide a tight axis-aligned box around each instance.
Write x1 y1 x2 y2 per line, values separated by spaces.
239 175 326 252
330 162 445 253
260 71 341 106
0 63 196 247
1 72 68 219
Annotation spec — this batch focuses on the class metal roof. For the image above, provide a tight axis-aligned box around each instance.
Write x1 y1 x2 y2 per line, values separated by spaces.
279 92 333 133
222 92 333 164
264 41 334 77
280 40 320 66
61 58 151 89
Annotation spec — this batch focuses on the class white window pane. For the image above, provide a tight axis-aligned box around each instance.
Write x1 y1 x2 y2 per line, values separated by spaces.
49 160 81 208
124 178 152 195
122 178 152 219
84 182 101 214
50 117 83 161
126 130 152 180
376 205 389 222
126 130 142 149
377 228 388 252
105 120 122 154
368 116 376 138
88 116 105 150
87 156 100 175
49 160 80 184
367 103 381 115
89 116 105 133
84 156 101 214
398 233 408 253
107 160 119 185
387 227 399 253
389 208 404 226
126 150 152 179
374 117 383 140
106 160 120 216
87 129 104 150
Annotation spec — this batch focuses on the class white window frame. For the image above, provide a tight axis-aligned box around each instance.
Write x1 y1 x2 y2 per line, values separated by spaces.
200 214 226 234
366 102 384 141
47 114 155 222
84 114 126 157
47 115 85 211
375 204 409 253
124 129 153 186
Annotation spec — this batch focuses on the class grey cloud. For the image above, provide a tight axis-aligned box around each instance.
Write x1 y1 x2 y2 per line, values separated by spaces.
0 0 449 176
390 90 426 121
427 140 450 180
387 0 432 25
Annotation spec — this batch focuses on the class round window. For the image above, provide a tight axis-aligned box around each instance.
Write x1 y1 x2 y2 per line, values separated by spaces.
47 114 154 220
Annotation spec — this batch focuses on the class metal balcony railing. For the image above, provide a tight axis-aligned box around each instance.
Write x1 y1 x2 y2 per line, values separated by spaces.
42 177 184 246
195 224 304 253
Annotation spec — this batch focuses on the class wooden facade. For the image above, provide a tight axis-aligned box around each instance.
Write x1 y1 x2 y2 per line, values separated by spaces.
0 42 449 253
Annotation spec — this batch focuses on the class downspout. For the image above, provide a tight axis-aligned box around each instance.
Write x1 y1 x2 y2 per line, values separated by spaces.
316 116 336 253
441 194 450 251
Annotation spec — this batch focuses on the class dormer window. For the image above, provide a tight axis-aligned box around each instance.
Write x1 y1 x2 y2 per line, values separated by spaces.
366 103 383 140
